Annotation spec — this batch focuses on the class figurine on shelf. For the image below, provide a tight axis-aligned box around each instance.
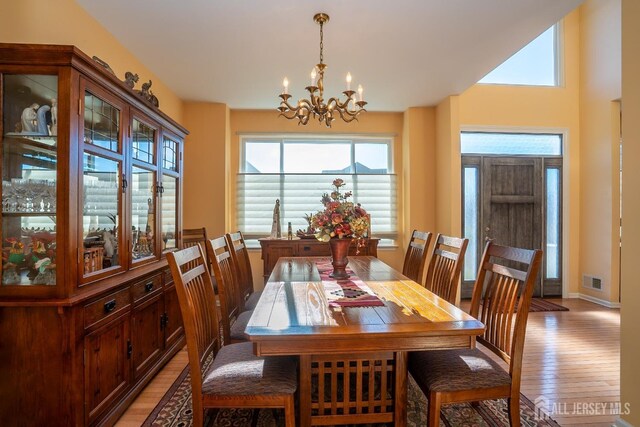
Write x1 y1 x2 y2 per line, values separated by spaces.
21 103 39 133
102 229 117 267
50 98 58 136
37 104 51 135
26 234 55 281
32 258 56 285
2 238 25 285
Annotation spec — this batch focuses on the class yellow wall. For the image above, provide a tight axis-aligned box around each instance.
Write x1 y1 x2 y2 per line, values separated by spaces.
453 10 582 295
228 110 406 290
435 96 462 237
182 103 229 236
402 107 437 251
0 0 184 121
579 0 622 304
620 0 640 423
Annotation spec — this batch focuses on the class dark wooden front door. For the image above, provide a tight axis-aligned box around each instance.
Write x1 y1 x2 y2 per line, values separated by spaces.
482 157 543 295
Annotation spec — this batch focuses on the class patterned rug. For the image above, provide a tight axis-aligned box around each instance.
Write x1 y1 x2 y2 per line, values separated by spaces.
142 364 561 427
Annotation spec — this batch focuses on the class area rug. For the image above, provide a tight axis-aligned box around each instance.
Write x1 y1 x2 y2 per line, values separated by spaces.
143 364 561 427
529 299 569 312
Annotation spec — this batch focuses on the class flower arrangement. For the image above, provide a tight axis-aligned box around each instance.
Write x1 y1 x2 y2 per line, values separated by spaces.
311 178 370 242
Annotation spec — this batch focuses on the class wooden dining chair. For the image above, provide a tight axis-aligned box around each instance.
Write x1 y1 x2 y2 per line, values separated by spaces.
181 227 218 291
226 231 262 311
205 236 252 344
167 245 297 427
409 240 543 427
423 234 469 304
181 227 209 250
402 230 432 283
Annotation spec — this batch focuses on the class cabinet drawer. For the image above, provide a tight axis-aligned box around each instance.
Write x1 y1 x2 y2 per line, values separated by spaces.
84 288 131 329
163 268 174 286
298 243 330 256
131 274 162 305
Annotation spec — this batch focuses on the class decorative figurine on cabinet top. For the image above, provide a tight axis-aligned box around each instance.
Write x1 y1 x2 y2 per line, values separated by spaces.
123 71 139 89
269 199 282 239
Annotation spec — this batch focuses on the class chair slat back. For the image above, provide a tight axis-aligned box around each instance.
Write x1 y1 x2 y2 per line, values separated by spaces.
402 230 432 283
167 245 222 405
225 231 254 307
181 227 209 271
424 234 469 304
205 236 242 344
469 241 542 379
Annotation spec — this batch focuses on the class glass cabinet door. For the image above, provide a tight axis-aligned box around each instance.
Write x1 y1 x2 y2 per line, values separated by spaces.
131 166 156 261
160 136 180 253
81 85 124 279
130 117 158 264
1 74 58 286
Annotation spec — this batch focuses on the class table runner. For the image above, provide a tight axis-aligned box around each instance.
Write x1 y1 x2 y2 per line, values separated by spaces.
316 260 385 307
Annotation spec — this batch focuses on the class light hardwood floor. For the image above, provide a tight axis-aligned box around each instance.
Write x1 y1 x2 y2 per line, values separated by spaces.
115 298 620 426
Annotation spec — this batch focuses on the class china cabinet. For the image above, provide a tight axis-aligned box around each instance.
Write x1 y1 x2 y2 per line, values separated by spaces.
0 44 187 426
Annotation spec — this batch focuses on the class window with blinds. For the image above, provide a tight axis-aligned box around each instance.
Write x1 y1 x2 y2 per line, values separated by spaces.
237 136 397 242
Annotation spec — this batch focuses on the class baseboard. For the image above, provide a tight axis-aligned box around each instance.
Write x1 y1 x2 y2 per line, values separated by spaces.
578 293 621 308
565 292 580 299
614 417 634 427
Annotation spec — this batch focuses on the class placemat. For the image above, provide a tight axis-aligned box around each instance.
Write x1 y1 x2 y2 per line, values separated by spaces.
316 260 385 308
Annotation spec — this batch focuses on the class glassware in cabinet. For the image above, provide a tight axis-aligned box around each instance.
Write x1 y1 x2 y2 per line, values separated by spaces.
1 74 58 286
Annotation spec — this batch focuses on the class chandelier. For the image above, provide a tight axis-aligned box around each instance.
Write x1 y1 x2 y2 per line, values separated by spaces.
277 13 367 128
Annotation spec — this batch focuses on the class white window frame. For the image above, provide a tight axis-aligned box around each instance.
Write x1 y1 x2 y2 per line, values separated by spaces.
478 23 563 87
240 135 394 174
238 134 397 243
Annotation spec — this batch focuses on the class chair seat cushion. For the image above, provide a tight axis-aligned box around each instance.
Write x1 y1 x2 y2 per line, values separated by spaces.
202 342 298 396
408 348 512 393
243 291 263 311
230 310 253 341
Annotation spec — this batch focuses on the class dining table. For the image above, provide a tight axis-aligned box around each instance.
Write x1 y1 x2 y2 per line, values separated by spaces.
245 256 485 427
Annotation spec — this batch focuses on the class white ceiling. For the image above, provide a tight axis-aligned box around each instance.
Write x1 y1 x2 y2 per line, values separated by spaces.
76 0 583 112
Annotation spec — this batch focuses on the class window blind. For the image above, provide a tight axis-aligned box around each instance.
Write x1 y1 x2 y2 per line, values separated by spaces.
237 173 397 240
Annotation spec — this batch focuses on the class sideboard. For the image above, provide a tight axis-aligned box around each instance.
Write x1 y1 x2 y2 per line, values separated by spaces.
258 238 379 280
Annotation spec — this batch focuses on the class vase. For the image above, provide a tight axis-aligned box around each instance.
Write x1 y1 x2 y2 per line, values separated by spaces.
329 238 351 279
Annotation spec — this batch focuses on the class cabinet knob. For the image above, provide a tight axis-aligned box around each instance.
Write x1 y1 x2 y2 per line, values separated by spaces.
144 282 154 292
103 299 116 313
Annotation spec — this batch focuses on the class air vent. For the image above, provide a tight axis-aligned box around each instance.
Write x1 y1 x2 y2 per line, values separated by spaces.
583 275 603 290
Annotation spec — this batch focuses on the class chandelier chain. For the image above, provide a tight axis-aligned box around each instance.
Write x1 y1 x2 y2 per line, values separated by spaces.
319 21 324 65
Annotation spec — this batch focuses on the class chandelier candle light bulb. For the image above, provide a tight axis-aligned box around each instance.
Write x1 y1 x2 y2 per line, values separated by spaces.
282 77 289 95
277 12 367 127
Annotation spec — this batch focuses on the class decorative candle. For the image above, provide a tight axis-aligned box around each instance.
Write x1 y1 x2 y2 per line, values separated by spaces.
311 68 317 86
357 84 364 102
346 72 352 91
282 77 289 95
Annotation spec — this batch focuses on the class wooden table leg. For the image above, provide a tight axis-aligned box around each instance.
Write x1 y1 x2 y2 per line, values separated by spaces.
299 354 312 427
394 351 408 426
